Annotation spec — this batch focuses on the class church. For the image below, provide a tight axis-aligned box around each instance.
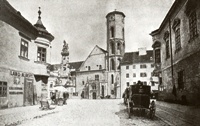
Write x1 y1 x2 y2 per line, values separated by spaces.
49 10 125 99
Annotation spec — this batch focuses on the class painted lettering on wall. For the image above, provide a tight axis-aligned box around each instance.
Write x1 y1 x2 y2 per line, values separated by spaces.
10 70 33 78
9 86 23 95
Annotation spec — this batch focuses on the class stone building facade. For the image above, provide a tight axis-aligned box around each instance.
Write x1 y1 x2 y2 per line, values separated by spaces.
75 46 108 99
150 0 200 104
0 0 54 108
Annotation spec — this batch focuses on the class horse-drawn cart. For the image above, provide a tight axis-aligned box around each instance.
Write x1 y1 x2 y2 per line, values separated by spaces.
124 84 155 118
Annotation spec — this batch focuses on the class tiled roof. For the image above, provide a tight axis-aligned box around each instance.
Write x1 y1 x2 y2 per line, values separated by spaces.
121 50 153 65
69 61 84 70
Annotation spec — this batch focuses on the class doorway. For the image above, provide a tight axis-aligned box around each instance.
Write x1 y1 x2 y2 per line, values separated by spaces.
24 78 34 106
92 92 96 99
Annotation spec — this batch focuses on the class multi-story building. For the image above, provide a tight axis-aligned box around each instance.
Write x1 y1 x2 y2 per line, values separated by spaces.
150 0 200 104
0 0 54 108
120 49 158 97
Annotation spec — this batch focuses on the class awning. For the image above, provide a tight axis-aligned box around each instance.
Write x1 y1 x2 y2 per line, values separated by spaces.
34 75 49 84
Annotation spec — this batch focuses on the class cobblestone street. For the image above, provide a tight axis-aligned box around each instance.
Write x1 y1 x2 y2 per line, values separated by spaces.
1 99 200 126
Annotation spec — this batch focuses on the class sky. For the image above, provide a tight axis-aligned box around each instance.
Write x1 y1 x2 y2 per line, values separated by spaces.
8 0 175 64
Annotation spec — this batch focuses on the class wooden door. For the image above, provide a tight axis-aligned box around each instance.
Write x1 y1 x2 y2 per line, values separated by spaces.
24 78 34 106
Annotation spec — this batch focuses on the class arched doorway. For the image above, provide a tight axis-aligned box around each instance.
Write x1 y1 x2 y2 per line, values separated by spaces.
92 92 96 99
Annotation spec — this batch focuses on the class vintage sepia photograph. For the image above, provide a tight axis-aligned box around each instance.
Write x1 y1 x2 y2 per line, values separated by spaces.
0 0 200 125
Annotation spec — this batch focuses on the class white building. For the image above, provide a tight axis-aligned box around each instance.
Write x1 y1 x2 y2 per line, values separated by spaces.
120 49 159 97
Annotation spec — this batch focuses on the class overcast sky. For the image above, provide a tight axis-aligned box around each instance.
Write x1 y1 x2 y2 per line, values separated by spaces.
9 0 174 64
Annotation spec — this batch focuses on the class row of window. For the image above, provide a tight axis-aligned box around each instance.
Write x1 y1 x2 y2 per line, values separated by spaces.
155 10 198 63
85 65 102 71
126 73 152 78
126 81 147 86
126 64 154 69
126 81 156 86
20 39 46 62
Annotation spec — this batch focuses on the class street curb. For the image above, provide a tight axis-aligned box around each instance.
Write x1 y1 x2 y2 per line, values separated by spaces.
4 110 59 126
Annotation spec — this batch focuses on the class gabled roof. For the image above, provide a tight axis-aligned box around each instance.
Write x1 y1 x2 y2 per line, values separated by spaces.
78 45 107 71
69 61 84 70
121 50 153 65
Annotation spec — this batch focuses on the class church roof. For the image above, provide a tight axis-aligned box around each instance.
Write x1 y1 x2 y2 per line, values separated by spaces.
121 50 153 65
34 7 54 42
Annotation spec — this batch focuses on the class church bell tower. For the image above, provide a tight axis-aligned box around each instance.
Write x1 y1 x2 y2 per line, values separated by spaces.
106 10 125 98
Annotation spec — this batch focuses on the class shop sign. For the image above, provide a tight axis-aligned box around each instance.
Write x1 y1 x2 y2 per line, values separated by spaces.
9 86 23 95
10 70 33 78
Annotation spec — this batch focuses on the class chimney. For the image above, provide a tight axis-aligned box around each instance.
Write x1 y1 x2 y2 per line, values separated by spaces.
138 48 147 56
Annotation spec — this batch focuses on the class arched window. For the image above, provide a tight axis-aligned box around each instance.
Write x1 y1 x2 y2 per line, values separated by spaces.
99 65 102 70
117 58 121 70
111 42 115 54
111 27 114 38
111 74 114 84
111 59 115 70
117 43 121 55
